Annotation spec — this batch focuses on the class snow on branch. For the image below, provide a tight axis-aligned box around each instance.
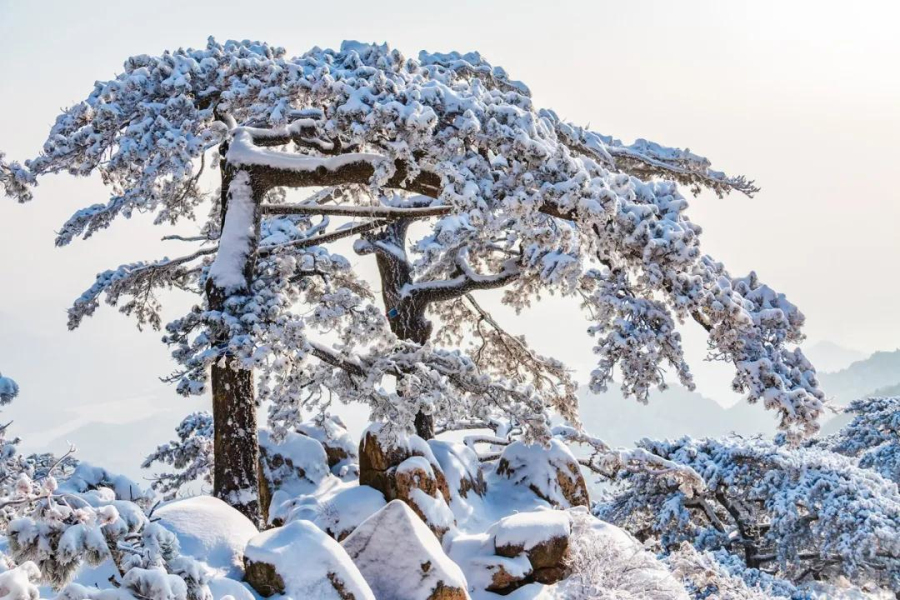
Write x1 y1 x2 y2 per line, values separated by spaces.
552 426 705 496
68 248 215 331
544 110 759 197
403 250 520 304
260 202 451 219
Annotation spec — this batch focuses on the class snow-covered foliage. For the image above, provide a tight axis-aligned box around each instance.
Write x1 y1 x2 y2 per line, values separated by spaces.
3 38 822 446
598 435 900 593
0 562 42 600
142 412 213 499
829 396 900 483
664 544 785 600
0 375 18 405
556 510 688 600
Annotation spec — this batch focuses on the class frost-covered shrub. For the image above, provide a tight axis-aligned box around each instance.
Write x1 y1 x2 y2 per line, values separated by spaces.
664 544 789 600
559 510 687 600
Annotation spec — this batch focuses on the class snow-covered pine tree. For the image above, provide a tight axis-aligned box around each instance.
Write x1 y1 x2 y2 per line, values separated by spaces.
1 39 824 524
829 396 900 484
598 435 900 593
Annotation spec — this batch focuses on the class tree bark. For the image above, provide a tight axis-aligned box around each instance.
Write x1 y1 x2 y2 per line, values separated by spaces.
211 355 261 525
207 161 263 526
371 220 435 439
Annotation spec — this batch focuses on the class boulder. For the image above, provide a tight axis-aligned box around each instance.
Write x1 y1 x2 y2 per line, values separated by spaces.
481 555 533 594
258 429 331 524
297 415 358 475
496 440 589 508
244 520 374 600
342 500 469 600
359 425 454 538
490 510 572 587
428 440 487 502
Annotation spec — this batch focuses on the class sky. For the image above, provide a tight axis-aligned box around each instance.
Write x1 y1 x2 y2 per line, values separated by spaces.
0 0 898 475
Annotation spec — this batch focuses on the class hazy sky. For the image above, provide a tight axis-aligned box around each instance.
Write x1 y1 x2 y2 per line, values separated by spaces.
1 0 898 471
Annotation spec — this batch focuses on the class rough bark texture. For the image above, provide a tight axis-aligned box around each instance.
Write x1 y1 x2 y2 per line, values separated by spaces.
208 164 264 526
211 355 262 526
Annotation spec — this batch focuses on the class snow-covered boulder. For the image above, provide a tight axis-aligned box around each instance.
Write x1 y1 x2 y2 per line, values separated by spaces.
259 429 330 493
297 415 358 475
447 531 534 596
342 500 469 600
428 441 486 504
490 509 571 585
272 479 386 540
258 429 332 522
496 440 589 508
154 496 258 579
359 425 455 538
243 520 374 600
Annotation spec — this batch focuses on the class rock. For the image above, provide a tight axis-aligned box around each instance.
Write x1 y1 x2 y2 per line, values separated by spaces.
482 556 533 594
154 496 258 578
490 510 572 587
258 429 331 524
258 429 330 492
358 425 454 538
342 500 470 600
297 415 358 474
428 441 487 501
496 440 589 508
244 520 374 600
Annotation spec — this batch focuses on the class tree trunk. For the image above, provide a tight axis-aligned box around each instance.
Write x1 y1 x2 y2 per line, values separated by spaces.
207 162 263 526
211 356 261 525
372 220 435 439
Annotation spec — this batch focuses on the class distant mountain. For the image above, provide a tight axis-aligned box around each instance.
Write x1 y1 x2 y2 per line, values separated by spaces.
803 341 865 374
579 348 900 446
817 349 900 405
578 385 771 447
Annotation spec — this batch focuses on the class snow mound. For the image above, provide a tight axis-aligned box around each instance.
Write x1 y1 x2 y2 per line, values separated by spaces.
274 479 386 540
0 562 40 600
244 520 374 600
154 496 258 578
341 500 469 600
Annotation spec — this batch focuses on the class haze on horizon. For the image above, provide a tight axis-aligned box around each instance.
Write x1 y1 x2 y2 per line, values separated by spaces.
1 0 898 471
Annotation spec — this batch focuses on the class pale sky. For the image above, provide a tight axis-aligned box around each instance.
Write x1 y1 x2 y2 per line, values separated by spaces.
1 0 898 471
